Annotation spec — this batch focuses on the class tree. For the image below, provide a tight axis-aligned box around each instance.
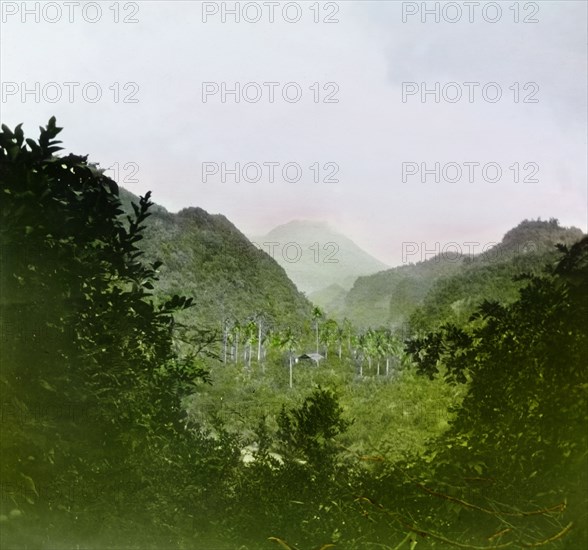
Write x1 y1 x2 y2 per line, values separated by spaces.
255 313 264 363
242 319 257 370
372 328 390 376
342 318 355 357
319 318 338 359
406 239 588 546
277 328 300 389
277 387 350 467
230 320 242 365
354 333 367 377
222 317 231 364
311 306 323 353
0 118 202 542
335 326 345 359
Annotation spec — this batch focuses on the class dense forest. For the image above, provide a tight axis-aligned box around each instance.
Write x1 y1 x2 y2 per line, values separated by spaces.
1 119 586 549
117 188 313 332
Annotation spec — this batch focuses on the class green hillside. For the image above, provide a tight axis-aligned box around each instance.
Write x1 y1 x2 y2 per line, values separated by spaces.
340 253 465 328
119 189 312 331
308 282 348 313
338 219 584 329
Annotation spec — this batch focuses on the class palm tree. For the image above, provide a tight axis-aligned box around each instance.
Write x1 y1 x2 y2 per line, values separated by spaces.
312 306 324 354
369 328 394 376
361 329 378 375
256 314 263 363
230 320 241 365
260 326 273 364
320 318 338 359
243 319 258 370
385 331 403 376
222 317 230 365
342 318 354 356
278 328 299 389
368 330 377 374
336 326 345 360
355 333 367 377
373 329 386 376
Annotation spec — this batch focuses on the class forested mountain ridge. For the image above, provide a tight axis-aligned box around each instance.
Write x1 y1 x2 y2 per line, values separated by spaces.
119 189 313 331
338 219 584 328
2 118 587 550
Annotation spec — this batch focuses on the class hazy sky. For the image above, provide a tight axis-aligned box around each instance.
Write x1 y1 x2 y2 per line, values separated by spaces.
1 0 586 266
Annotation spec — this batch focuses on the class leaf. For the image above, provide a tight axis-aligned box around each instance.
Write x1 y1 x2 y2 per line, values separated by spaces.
19 473 39 499
39 379 57 392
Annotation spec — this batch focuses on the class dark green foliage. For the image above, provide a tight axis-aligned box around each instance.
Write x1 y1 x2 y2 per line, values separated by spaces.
118 189 313 335
2 119 585 549
277 387 351 467
0 118 201 546
405 238 588 546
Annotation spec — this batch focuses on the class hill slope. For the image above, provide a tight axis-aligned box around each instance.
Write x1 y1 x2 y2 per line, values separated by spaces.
339 219 585 329
251 220 389 295
119 189 312 330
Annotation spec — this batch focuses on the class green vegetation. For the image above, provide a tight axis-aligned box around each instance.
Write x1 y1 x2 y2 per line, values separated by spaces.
339 220 583 330
118 189 313 334
1 120 586 549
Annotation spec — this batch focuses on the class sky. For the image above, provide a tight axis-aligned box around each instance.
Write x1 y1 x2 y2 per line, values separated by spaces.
1 0 586 266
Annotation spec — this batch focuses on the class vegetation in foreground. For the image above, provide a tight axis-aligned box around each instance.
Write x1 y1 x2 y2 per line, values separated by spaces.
1 120 586 549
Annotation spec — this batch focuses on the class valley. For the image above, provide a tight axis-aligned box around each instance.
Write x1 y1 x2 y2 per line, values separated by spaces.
1 119 586 549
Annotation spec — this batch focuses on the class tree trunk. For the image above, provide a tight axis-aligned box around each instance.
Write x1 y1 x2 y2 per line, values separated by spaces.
257 321 262 362
315 324 319 354
386 357 390 376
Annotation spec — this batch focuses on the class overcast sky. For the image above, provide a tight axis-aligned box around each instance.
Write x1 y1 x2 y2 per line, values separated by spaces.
1 0 586 266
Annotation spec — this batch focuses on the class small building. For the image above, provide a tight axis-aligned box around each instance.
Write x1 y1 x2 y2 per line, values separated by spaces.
296 352 324 366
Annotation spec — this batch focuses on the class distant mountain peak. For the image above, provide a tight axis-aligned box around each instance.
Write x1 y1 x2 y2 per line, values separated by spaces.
275 219 332 229
252 220 389 295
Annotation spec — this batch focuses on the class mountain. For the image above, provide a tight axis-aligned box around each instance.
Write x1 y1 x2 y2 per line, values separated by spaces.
119 189 312 330
338 219 585 329
251 220 389 295
342 251 465 328
308 283 348 314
